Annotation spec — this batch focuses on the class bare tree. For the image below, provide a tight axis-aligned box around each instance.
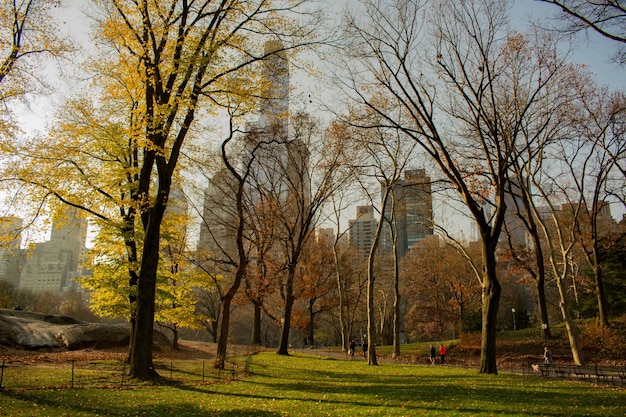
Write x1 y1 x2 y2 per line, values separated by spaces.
343 119 418 363
339 0 569 373
563 76 626 327
530 170 585 364
327 172 359 351
502 57 585 342
538 0 626 65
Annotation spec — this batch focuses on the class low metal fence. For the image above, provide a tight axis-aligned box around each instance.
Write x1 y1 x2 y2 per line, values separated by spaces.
0 352 254 391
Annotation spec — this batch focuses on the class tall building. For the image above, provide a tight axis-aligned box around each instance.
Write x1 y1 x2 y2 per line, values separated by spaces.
200 39 296 252
0 216 23 287
19 208 88 292
316 227 335 244
244 39 300 204
258 39 289 135
381 169 433 258
500 177 530 250
348 205 379 259
197 166 239 256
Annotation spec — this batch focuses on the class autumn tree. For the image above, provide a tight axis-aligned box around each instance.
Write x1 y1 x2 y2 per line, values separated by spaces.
0 0 70 135
0 70 145 356
84 0 320 380
0 0 320 380
80 185 208 350
295 230 338 346
340 0 569 373
0 280 60 313
401 236 481 340
155 188 206 350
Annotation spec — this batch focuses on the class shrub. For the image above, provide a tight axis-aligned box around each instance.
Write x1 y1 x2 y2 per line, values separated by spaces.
459 332 481 350
579 323 626 362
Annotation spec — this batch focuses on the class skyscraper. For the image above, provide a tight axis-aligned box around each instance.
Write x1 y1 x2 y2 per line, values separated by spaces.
500 177 529 250
258 39 289 135
19 208 88 292
199 39 294 251
348 205 379 259
197 166 239 256
381 169 433 258
244 39 294 200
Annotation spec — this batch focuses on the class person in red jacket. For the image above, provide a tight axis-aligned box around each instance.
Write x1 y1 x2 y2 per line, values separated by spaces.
439 344 447 365
349 339 356 359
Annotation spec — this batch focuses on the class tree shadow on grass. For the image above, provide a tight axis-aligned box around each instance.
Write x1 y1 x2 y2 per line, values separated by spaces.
2 389 282 417
230 358 626 417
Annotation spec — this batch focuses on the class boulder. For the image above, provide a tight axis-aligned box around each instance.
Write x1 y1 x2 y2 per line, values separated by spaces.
0 308 169 350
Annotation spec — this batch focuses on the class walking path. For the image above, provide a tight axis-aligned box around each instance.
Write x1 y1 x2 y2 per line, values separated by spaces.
297 347 625 388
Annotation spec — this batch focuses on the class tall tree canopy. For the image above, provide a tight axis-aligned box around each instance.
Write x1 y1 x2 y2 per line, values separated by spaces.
0 0 70 139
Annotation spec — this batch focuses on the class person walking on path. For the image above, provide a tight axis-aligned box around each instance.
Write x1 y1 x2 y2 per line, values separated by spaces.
439 344 447 365
361 340 368 358
543 346 553 365
349 339 356 359
429 345 436 366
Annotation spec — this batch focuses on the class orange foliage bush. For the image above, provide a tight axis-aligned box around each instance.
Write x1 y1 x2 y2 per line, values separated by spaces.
459 332 481 349
580 323 626 362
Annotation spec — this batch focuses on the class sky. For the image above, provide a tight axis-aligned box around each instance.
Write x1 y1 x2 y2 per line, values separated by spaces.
511 0 626 90
14 0 626 136
6 0 626 244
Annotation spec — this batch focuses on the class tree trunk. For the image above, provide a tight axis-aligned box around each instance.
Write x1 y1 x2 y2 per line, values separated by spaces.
129 216 162 380
536 273 551 340
366 191 390 366
593 254 610 328
333 245 347 351
214 255 246 369
172 327 180 350
215 297 232 369
555 270 584 365
479 240 501 375
392 246 400 359
529 225 552 340
122 218 139 364
277 268 295 355
210 307 220 343
366 268 378 365
251 303 262 345
307 299 315 346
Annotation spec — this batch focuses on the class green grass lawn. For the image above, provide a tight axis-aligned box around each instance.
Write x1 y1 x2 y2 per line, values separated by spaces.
1 352 624 416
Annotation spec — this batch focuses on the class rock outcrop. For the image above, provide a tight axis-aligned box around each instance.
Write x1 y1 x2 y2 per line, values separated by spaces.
0 309 169 350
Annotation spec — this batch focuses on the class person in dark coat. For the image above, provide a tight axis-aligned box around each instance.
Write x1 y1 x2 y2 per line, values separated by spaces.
429 344 436 366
